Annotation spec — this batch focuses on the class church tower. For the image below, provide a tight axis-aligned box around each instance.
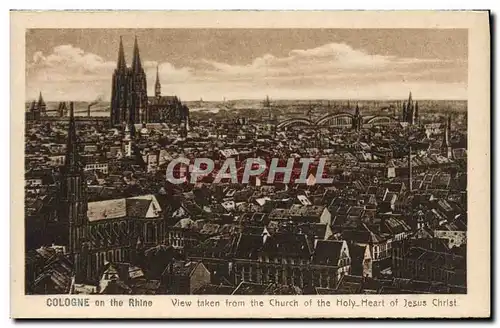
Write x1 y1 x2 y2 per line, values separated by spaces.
122 123 133 157
406 91 414 125
59 102 90 283
155 65 161 98
129 36 148 124
442 115 453 159
402 102 407 122
414 101 419 124
110 36 129 126
352 103 362 131
37 92 46 116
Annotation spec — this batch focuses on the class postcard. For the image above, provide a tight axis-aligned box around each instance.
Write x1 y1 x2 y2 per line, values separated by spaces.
11 10 490 319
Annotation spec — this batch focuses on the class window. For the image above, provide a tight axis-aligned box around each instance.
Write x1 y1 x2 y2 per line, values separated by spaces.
268 268 276 282
293 270 301 286
313 273 320 287
251 269 257 282
146 223 155 243
262 268 268 283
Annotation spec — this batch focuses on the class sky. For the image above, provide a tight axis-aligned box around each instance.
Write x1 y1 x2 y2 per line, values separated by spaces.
25 29 468 101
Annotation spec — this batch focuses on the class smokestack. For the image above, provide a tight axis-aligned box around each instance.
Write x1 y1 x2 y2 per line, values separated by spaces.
88 101 99 117
87 97 101 118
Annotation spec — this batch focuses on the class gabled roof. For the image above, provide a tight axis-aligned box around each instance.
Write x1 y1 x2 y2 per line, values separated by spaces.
193 284 234 295
231 282 269 295
168 260 206 277
100 279 132 294
261 232 312 257
32 254 73 294
87 194 161 222
264 284 303 295
313 240 344 265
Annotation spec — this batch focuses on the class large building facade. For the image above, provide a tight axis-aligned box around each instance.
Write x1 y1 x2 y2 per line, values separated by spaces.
110 37 189 126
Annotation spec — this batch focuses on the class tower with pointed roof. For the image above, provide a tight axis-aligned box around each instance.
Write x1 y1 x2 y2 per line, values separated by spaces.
406 91 414 124
110 36 189 126
122 123 133 158
110 36 148 126
26 91 47 121
37 92 46 115
110 37 129 126
352 103 362 131
442 115 452 159
59 102 90 283
414 101 419 124
155 65 161 98
402 101 407 122
129 36 148 124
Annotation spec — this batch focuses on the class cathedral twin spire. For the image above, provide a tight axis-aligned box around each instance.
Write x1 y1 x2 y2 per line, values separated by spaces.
117 36 127 70
116 36 143 72
132 36 143 72
111 36 149 126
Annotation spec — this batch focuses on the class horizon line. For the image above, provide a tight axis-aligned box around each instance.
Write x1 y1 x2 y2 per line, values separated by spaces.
26 97 469 103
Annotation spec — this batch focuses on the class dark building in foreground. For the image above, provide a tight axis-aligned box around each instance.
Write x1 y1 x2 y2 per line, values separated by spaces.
110 36 189 126
56 103 168 285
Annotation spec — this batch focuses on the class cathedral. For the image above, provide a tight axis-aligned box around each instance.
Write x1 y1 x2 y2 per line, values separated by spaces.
110 36 189 127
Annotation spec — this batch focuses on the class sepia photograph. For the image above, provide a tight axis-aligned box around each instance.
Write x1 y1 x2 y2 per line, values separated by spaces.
11 11 490 319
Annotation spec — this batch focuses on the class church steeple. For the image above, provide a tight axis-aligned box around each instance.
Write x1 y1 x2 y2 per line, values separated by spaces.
132 36 143 72
155 65 161 98
65 102 80 173
414 101 419 124
37 91 44 106
406 91 414 124
37 91 46 114
122 123 134 158
442 115 452 159
59 101 89 284
117 36 126 70
352 103 362 131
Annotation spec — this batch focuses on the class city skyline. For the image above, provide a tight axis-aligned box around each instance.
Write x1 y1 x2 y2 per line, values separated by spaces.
26 29 468 102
